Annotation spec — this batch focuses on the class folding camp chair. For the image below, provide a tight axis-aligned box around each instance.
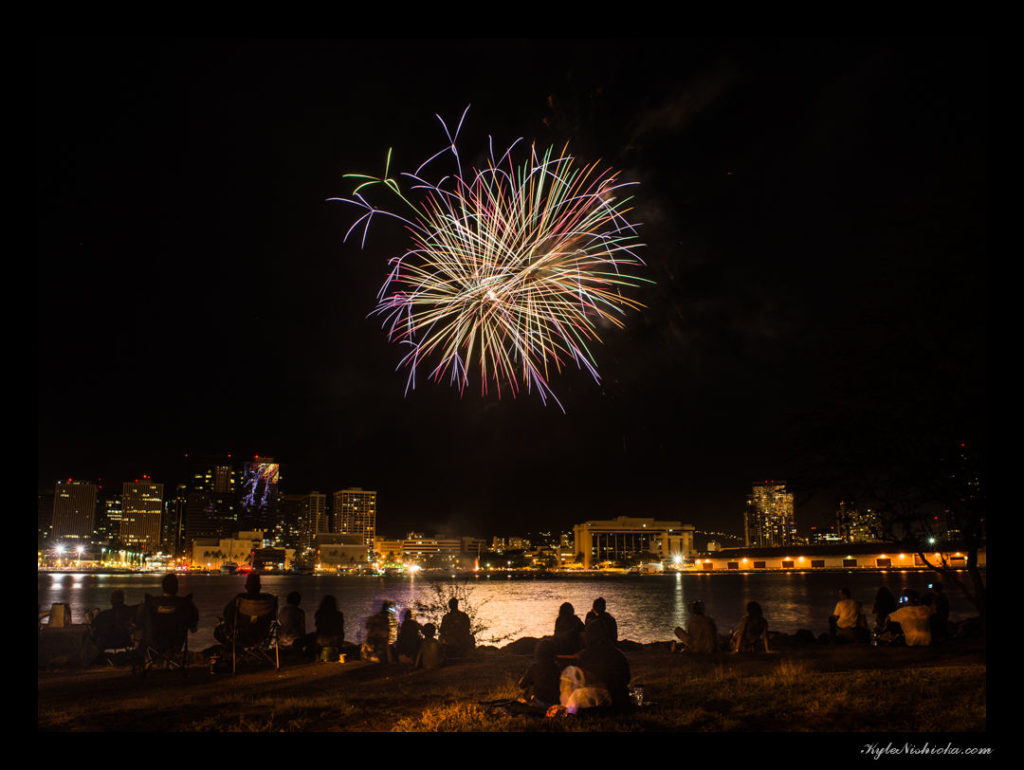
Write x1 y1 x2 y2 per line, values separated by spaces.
231 596 280 673
136 593 196 678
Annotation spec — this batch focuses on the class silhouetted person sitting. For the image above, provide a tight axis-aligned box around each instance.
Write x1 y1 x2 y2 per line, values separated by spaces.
414 623 444 670
887 589 934 647
92 589 137 654
277 591 308 652
553 602 585 655
439 598 475 659
364 600 394 662
584 597 618 646
138 573 199 660
574 622 632 710
517 638 561 708
313 594 345 650
394 609 423 664
215 572 276 645
673 600 719 654
731 601 770 653
829 587 867 643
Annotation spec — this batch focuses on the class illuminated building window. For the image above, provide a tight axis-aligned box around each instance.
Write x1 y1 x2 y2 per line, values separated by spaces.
876 558 892 568
843 558 858 567
753 561 766 569
781 560 795 569
727 561 739 570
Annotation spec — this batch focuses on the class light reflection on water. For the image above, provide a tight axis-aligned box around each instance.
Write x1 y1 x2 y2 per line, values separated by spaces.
37 570 974 651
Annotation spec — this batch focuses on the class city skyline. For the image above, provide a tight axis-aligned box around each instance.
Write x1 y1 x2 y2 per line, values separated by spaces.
39 460 886 547
37 38 986 538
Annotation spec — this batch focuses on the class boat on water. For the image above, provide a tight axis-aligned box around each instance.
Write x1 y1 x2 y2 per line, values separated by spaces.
220 561 238 574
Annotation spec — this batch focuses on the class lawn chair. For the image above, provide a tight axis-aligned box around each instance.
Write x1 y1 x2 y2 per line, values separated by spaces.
230 596 279 673
136 593 196 678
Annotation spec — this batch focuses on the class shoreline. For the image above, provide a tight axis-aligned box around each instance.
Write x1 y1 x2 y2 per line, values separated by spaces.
38 566 986 577
37 633 986 733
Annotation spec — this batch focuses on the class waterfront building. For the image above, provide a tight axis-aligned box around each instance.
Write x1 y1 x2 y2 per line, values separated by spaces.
316 533 368 570
744 482 797 547
693 542 987 571
50 479 98 543
253 546 294 572
402 532 464 568
573 516 695 569
333 487 376 548
191 530 264 571
120 479 164 553
462 537 487 558
373 537 405 565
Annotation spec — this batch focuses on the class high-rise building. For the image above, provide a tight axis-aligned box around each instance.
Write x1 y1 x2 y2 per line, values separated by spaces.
333 487 376 548
744 482 797 547
182 455 242 550
38 490 55 546
120 479 164 553
51 479 98 543
184 491 239 548
280 491 326 553
161 484 188 554
189 456 239 495
835 500 882 543
94 493 125 545
239 457 281 533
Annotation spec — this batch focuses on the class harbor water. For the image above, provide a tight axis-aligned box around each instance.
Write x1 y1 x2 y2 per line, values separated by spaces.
37 570 976 652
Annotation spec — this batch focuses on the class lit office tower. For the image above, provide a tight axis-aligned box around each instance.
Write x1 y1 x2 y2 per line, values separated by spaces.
161 484 188 554
184 455 240 548
239 457 281 533
51 479 98 543
835 500 882 543
744 482 796 547
120 479 165 553
95 494 125 545
279 491 326 552
333 487 376 548
192 461 238 495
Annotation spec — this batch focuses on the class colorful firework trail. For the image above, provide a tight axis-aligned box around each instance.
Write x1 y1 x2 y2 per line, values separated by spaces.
331 107 650 411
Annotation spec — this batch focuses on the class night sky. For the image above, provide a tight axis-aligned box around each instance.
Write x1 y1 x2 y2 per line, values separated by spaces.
36 37 987 538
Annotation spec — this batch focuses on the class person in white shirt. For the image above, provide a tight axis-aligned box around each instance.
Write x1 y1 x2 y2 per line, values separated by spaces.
830 587 866 643
887 589 935 646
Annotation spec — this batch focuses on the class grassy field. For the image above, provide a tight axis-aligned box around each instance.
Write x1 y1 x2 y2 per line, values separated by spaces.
37 637 986 733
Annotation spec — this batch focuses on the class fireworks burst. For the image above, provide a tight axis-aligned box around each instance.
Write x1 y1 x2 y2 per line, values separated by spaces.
330 107 650 411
